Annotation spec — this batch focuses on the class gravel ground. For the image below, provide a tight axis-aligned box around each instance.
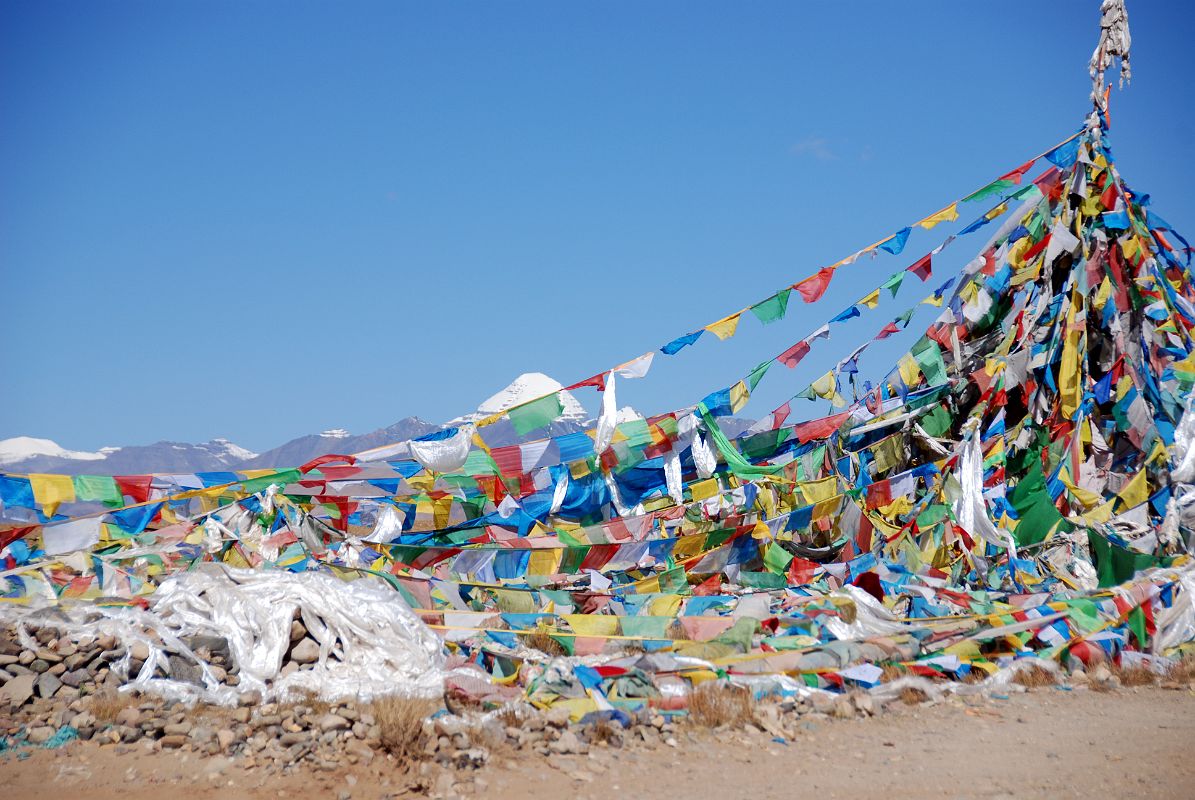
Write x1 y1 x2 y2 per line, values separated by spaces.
4 685 1193 800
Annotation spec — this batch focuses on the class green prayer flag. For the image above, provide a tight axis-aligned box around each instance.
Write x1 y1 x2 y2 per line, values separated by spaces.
750 289 791 325
747 360 772 391
619 616 673 639
881 271 906 298
963 178 1015 204
73 475 122 506
763 542 794 574
1087 530 1172 588
911 338 949 386
1009 453 1071 547
242 469 301 494
509 393 563 436
920 403 953 437
1127 605 1148 648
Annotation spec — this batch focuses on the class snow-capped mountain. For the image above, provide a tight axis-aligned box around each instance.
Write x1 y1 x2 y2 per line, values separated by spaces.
451 372 589 425
1 372 754 475
0 437 259 475
0 436 112 466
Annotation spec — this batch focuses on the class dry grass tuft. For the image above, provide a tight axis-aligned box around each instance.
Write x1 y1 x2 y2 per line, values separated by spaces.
524 627 567 657
1012 664 1058 689
495 704 521 728
88 690 135 723
1164 655 1195 684
293 687 332 715
587 716 623 745
368 696 435 762
1114 663 1157 687
687 682 755 728
899 686 929 705
962 667 988 684
880 664 906 682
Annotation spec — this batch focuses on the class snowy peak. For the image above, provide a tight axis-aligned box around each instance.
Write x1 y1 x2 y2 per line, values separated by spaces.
203 438 259 462
0 436 109 466
320 429 351 439
454 372 589 425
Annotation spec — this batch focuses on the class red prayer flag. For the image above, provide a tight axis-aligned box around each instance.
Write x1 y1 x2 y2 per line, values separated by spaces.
777 340 811 368
300 453 356 474
115 475 152 504
907 253 932 281
566 373 607 391
794 267 836 303
875 322 901 340
999 158 1036 184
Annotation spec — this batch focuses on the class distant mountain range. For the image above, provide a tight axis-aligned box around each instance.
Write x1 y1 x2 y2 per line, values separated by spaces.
0 372 753 475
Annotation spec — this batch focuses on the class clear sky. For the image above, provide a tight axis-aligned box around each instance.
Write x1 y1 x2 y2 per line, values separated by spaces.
2 1 1192 452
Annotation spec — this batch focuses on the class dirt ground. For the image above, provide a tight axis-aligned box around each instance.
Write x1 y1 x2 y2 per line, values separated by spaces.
4 686 1194 800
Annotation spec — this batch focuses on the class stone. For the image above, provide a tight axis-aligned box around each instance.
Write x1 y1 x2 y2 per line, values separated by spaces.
545 708 571 728
129 642 151 662
115 706 142 727
318 713 351 732
189 725 214 745
70 711 96 729
34 672 62 699
26 725 55 744
290 638 320 665
36 648 63 664
290 619 307 643
163 721 193 736
550 729 587 755
61 668 91 689
217 728 237 751
233 707 252 723
160 734 188 748
183 635 230 660
2 674 36 709
168 655 204 687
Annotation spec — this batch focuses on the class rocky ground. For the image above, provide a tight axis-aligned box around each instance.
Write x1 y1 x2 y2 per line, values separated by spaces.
4 622 1195 799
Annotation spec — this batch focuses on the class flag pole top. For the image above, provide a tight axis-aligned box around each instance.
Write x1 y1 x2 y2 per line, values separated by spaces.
1088 0 1132 130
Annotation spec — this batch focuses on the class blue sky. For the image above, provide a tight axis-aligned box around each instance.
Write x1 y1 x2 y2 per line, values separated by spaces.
2 1 1192 452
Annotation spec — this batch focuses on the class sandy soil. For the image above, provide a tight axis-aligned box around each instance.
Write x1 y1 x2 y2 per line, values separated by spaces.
4 686 1194 800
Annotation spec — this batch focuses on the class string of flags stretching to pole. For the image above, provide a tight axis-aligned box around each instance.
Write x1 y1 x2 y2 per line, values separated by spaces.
5 0 1195 714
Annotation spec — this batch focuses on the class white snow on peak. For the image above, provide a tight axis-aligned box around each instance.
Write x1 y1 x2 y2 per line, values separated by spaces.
207 438 259 461
453 372 589 425
320 428 351 439
615 406 643 423
0 436 108 466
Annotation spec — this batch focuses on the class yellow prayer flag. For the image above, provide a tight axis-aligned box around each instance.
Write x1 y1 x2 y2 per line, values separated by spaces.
672 533 709 561
797 476 838 504
29 474 75 517
689 479 719 501
918 203 959 230
859 289 881 309
528 548 561 577
705 313 742 341
811 495 842 520
729 380 750 414
898 354 921 387
810 371 845 406
1059 467 1101 510
1117 470 1149 509
648 594 682 617
562 615 620 637
1094 276 1112 310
